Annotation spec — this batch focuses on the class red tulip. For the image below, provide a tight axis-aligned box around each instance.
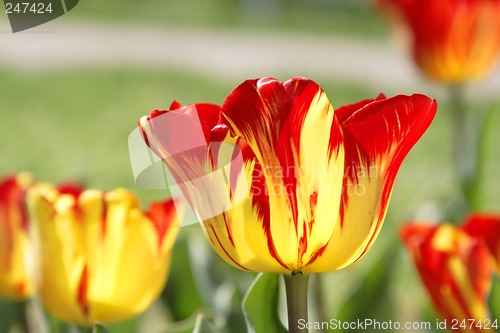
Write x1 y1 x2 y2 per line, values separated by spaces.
402 223 495 332
378 0 500 83
463 213 500 273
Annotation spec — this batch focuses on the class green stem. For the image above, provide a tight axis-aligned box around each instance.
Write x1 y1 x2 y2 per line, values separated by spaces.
78 325 94 333
15 300 30 333
284 272 310 333
449 84 492 213
59 323 93 333
91 322 110 333
449 84 475 214
313 274 326 325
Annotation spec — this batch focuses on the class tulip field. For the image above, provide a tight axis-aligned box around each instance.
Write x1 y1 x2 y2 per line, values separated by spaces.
1 1 500 333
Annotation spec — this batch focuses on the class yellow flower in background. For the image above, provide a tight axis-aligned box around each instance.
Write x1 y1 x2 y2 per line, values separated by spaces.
0 173 36 300
378 0 500 83
27 185 182 326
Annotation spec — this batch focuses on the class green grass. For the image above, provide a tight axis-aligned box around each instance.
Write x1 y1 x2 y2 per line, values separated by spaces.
0 67 231 206
67 0 387 38
1 65 499 332
0 66 382 199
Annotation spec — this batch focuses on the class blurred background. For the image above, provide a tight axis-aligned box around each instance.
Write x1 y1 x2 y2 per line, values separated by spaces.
1 0 499 332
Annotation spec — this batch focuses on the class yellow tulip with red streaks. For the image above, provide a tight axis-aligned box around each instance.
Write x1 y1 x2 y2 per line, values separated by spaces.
139 77 436 274
27 184 182 326
0 173 35 300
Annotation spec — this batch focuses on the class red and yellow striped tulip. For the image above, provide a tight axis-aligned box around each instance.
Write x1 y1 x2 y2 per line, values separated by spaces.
377 0 500 83
138 101 228 218
463 213 500 273
401 223 495 332
0 173 36 300
27 185 181 326
139 77 436 274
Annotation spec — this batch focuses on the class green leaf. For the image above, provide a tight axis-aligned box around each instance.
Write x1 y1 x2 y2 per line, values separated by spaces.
107 316 137 333
242 273 287 333
92 323 110 333
327 243 397 333
488 275 500 333
475 103 500 211
163 232 204 320
154 311 202 333
0 300 26 333
192 314 219 333
466 102 498 211
187 231 249 333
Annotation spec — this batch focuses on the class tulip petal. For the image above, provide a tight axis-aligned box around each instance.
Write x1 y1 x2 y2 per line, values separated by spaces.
202 137 292 273
401 223 494 332
219 77 344 272
138 103 242 225
28 186 88 323
305 94 437 272
89 193 173 322
28 186 180 325
138 103 222 189
146 199 183 250
378 0 500 83
0 173 35 300
462 213 500 272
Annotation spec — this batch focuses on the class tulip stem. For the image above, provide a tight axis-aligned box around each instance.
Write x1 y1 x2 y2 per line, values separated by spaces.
14 300 30 333
449 84 478 213
63 324 93 333
284 272 310 333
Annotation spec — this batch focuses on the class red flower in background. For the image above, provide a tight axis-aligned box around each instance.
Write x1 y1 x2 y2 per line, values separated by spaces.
378 0 500 83
463 214 500 273
402 221 496 332
0 173 36 300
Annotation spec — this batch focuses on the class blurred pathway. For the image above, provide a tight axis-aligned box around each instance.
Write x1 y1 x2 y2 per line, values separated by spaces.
1 19 499 97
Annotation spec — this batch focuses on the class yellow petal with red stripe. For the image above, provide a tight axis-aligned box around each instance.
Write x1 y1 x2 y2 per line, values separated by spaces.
216 77 344 272
27 185 181 326
304 94 437 273
0 173 36 300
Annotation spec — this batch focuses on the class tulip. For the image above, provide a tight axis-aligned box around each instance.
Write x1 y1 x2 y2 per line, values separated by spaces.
0 173 36 300
26 185 181 326
139 77 437 274
401 223 495 333
377 0 500 83
138 101 229 220
462 213 500 273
